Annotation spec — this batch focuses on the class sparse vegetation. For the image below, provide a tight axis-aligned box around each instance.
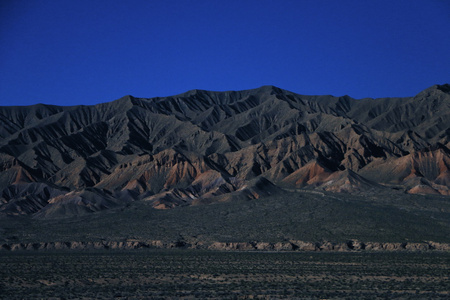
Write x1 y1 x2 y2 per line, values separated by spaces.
1 250 449 298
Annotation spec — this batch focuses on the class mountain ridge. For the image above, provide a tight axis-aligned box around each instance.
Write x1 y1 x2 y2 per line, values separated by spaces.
1 84 449 219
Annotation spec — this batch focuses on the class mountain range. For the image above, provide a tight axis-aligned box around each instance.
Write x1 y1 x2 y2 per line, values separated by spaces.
1 84 449 220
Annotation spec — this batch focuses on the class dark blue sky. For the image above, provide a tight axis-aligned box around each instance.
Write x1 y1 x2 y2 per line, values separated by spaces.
1 0 449 106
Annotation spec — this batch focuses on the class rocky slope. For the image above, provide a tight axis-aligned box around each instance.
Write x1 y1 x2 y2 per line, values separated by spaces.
1 84 449 218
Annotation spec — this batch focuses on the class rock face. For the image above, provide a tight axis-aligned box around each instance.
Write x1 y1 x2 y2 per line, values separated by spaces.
1 84 450 218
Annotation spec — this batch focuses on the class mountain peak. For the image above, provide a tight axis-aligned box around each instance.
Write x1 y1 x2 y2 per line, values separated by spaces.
256 85 285 94
418 84 450 96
